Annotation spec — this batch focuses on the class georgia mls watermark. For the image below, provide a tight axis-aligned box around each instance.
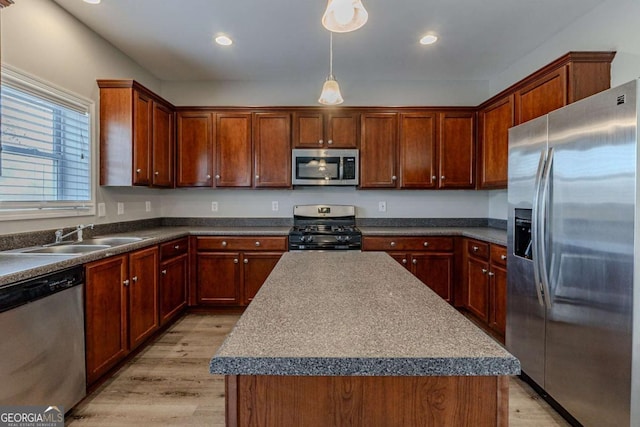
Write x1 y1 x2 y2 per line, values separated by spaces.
0 406 64 427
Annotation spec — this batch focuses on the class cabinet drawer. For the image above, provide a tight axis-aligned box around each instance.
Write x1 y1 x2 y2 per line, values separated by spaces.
491 244 508 267
196 236 287 252
363 236 453 252
466 239 489 259
160 238 189 261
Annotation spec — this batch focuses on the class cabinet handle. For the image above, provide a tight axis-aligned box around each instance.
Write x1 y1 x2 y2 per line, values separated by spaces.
161 269 167 275
482 268 488 274
402 259 407 264
255 241 261 247
222 241 227 247
432 175 437 180
155 171 159 176
441 175 445 180
328 139 333 145
319 139 324 144
472 246 479 252
412 259 417 265
174 245 180 249
390 241 396 247
255 175 260 179
423 241 429 247
501 254 507 260
206 174 211 179
234 258 239 264
215 174 220 179
132 276 138 283
391 175 397 181
244 259 248 264
488 271 495 277
123 279 130 286
135 168 141 173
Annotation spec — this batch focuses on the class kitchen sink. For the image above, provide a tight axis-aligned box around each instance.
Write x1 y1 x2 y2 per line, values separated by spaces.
77 237 145 246
22 244 111 254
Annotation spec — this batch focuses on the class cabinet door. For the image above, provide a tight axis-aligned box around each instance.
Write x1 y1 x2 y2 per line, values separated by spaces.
128 246 159 350
360 113 398 188
399 112 437 188
216 113 252 187
516 66 567 125
293 112 324 148
253 112 291 188
478 95 514 189
242 252 283 305
466 257 490 322
326 112 359 148
490 265 507 336
176 111 215 187
411 253 453 303
197 252 241 305
159 253 188 326
152 102 174 187
85 255 128 385
132 90 152 185
438 112 475 189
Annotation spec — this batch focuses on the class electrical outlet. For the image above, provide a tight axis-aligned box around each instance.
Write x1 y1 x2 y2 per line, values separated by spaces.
272 201 279 212
378 201 387 212
145 201 151 212
211 201 218 212
117 202 124 215
98 203 106 217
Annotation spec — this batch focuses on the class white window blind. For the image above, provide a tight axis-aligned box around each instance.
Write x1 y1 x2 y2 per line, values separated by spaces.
0 67 93 219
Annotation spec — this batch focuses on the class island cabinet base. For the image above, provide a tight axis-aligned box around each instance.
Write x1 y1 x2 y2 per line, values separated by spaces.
225 375 509 427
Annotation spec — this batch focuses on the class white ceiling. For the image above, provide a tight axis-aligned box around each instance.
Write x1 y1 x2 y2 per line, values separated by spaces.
52 0 605 83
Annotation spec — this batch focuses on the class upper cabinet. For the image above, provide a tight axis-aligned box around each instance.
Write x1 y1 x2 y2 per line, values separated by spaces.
477 51 615 189
398 112 437 189
438 111 475 189
253 112 292 188
176 111 215 187
216 112 252 187
360 112 398 188
293 111 359 148
98 80 175 187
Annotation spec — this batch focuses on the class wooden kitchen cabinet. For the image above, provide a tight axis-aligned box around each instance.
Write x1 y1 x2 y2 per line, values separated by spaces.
216 112 252 187
398 112 437 188
253 112 292 188
84 246 159 385
438 111 475 189
98 80 175 187
363 236 454 303
463 239 507 339
159 238 188 325
515 66 567 124
194 236 286 306
477 95 514 189
176 111 215 187
359 112 398 188
293 111 359 148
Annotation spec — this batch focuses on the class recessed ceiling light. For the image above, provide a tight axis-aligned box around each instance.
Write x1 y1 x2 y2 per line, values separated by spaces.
215 35 233 46
419 34 438 45
83 0 101 4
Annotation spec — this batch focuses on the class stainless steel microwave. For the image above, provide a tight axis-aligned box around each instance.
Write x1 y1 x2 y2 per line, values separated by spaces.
292 149 359 186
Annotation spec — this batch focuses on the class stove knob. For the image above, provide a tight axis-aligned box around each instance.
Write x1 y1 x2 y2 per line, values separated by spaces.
307 235 314 242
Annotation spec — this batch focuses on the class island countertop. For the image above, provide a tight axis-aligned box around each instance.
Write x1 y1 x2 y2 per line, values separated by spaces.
210 251 520 377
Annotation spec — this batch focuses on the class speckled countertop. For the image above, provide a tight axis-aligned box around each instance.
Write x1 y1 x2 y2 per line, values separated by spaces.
210 251 520 377
0 225 506 287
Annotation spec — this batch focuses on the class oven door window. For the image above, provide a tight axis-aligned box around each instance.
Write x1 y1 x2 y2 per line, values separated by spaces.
295 157 340 181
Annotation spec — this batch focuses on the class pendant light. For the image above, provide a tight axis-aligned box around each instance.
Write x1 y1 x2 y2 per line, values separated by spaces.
318 32 344 105
322 0 368 33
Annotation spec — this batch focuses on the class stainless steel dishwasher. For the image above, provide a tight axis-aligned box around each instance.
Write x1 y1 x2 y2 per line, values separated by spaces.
0 266 86 411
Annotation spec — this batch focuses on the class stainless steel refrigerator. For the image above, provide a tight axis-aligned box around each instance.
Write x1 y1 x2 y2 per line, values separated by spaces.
507 79 639 427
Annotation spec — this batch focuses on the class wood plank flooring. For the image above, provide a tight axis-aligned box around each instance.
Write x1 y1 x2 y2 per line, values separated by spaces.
67 313 570 427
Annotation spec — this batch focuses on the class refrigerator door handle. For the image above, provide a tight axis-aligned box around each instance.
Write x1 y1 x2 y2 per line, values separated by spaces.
531 149 547 307
538 147 554 308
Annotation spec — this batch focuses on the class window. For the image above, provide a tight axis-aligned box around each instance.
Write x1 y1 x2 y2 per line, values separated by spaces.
0 66 94 219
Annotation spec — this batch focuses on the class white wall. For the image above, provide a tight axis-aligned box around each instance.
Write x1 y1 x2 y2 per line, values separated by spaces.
486 0 640 220
0 0 163 234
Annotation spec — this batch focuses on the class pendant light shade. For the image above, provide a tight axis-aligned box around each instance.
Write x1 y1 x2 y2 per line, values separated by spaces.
322 0 368 33
318 32 344 105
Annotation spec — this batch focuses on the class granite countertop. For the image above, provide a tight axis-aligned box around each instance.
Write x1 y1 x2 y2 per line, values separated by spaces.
210 251 520 377
359 226 507 246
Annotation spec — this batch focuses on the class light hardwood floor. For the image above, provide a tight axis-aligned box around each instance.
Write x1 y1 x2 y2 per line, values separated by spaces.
67 313 570 426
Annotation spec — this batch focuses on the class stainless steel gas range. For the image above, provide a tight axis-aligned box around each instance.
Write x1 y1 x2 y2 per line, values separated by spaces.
288 205 362 251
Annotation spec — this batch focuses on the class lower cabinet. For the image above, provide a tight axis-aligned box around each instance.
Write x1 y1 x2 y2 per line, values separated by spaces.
159 238 188 325
194 236 286 306
85 246 159 385
363 236 454 303
463 239 507 338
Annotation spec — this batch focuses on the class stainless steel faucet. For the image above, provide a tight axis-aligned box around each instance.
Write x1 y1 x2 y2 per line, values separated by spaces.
54 224 94 244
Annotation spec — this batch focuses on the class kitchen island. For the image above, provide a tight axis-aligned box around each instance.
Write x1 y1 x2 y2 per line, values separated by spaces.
210 251 520 427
